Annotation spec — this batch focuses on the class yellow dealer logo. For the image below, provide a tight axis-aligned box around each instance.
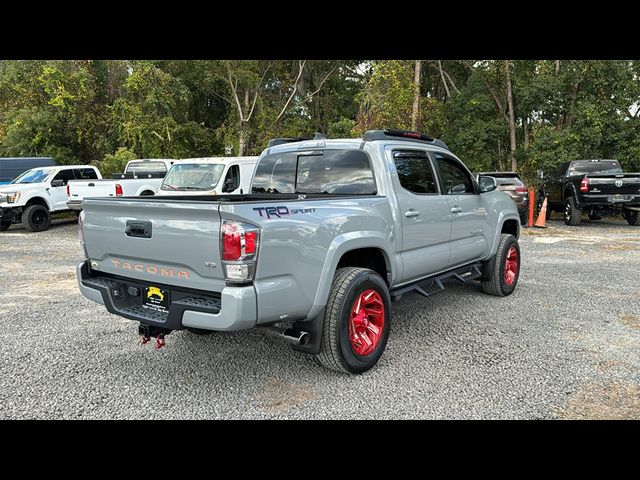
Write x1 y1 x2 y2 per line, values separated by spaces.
147 287 164 302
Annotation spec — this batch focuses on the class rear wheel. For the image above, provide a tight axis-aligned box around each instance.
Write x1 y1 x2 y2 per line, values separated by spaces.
0 220 11 231
625 210 640 226
21 205 51 232
481 234 520 297
140 190 154 196
315 267 391 374
564 197 582 226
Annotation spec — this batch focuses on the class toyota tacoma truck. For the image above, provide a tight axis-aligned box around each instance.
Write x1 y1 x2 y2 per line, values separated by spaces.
0 165 101 232
76 129 521 374
538 159 640 226
66 159 174 211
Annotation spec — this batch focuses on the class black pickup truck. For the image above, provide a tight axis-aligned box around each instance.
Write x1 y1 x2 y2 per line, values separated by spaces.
538 159 640 226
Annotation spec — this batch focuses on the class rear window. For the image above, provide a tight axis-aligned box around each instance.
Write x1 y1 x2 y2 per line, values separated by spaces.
251 150 376 195
126 161 167 174
74 168 98 180
494 176 524 186
568 161 622 175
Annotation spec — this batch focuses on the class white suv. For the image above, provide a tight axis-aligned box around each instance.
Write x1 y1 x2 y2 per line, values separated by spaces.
0 165 101 232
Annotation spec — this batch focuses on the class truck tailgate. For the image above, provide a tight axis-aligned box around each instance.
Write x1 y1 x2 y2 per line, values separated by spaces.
82 198 225 291
588 173 640 195
68 179 116 201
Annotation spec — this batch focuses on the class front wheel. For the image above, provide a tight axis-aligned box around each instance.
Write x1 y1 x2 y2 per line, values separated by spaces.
625 210 640 226
21 205 51 232
315 267 391 374
481 234 520 297
564 197 582 226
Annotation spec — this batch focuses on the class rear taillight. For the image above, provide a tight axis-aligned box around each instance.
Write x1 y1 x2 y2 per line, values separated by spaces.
115 183 123 196
580 177 589 193
66 184 70 197
221 220 260 283
515 186 527 193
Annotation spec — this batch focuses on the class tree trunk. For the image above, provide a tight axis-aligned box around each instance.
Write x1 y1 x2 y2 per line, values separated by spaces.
505 60 517 172
555 60 560 75
497 138 504 170
238 122 246 156
437 60 451 98
411 60 421 131
523 116 530 151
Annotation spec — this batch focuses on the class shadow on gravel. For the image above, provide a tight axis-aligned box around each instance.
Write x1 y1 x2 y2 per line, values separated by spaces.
6 216 77 232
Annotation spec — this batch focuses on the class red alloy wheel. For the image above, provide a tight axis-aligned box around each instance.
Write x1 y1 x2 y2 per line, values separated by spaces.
504 245 519 287
349 289 385 356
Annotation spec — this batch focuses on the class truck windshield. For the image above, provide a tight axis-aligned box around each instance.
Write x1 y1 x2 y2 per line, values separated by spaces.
11 167 55 184
252 150 376 194
161 163 225 191
568 161 623 175
126 161 168 174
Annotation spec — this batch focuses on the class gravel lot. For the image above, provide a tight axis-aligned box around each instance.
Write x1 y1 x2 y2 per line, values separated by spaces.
1 215 639 419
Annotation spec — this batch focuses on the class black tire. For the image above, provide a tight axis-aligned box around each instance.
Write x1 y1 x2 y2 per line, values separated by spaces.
21 205 51 232
315 267 391 374
481 234 520 297
140 191 154 196
626 210 640 226
0 220 11 231
563 196 582 226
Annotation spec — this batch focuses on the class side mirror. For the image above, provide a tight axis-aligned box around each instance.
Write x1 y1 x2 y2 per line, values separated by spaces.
51 179 65 188
478 175 497 193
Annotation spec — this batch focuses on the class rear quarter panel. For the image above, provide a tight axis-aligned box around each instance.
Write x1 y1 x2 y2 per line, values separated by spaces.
220 197 396 324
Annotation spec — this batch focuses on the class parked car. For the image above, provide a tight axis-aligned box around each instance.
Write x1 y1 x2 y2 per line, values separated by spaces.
157 157 258 196
76 129 521 374
0 157 57 185
476 171 529 224
0 165 101 232
66 159 174 211
538 159 640 226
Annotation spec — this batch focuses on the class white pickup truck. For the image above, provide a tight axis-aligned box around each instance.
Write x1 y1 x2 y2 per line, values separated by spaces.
0 164 101 232
67 159 174 211
156 157 258 196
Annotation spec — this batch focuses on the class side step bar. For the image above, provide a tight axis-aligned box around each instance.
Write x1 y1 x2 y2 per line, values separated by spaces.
390 262 483 301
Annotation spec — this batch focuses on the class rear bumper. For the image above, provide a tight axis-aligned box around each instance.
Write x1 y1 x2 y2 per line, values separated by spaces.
66 200 83 211
577 194 640 209
76 261 257 331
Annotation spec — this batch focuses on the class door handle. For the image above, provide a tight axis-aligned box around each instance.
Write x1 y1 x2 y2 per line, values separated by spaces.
404 210 420 218
451 207 462 214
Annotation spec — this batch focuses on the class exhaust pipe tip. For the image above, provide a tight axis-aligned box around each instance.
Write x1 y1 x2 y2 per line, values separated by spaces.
262 326 310 346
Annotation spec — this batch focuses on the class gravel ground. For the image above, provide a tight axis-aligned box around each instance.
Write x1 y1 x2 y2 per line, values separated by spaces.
1 215 639 419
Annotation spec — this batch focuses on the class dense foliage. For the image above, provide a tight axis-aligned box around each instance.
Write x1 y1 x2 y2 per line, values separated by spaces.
1 60 639 183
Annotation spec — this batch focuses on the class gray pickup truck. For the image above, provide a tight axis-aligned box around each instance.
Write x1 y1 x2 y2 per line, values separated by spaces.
76 129 521 374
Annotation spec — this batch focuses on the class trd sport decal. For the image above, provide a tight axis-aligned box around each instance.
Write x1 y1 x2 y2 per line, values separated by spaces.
253 206 317 219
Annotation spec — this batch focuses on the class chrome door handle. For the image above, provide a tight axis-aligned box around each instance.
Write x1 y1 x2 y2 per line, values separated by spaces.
451 207 462 214
404 210 420 218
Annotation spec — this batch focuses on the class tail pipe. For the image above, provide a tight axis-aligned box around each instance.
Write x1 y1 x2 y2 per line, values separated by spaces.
261 326 310 346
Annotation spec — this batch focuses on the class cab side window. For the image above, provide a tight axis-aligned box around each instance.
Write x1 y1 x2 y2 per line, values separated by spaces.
222 164 240 192
394 150 439 194
52 169 76 186
434 153 475 194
